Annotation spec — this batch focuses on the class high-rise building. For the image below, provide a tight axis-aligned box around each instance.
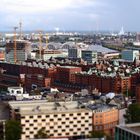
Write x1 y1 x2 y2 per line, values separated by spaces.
5 40 31 63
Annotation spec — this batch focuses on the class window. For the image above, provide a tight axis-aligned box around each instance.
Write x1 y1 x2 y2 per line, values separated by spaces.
62 114 65 116
29 116 33 118
54 114 58 117
25 120 29 122
42 119 45 122
58 133 62 136
46 115 49 118
38 115 41 118
34 120 37 122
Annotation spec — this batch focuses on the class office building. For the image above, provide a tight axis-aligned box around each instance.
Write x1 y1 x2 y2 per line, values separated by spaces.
82 50 97 63
115 123 140 140
68 48 81 58
9 100 93 140
121 50 139 61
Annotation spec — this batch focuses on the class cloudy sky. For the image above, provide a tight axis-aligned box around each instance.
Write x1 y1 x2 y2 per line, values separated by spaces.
0 0 140 32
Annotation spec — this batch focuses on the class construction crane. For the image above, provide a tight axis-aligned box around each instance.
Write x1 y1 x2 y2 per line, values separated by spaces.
19 19 22 40
14 27 18 64
38 31 43 59
46 33 48 50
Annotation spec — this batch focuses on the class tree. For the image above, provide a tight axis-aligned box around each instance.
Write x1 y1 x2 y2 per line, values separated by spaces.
90 131 105 138
34 128 48 139
124 103 140 123
5 120 22 140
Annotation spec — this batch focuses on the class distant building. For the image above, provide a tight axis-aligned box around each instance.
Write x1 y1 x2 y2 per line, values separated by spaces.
82 50 97 63
9 100 93 140
5 40 31 63
136 32 140 42
115 123 140 140
68 48 81 58
121 50 139 61
34 50 66 60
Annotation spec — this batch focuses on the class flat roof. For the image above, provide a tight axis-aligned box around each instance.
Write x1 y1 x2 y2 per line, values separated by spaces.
8 100 90 116
117 123 140 136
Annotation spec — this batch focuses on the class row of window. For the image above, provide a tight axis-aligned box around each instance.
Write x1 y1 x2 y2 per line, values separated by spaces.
24 131 88 139
21 112 90 119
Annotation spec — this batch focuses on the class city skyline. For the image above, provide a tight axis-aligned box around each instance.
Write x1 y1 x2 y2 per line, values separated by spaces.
0 0 140 32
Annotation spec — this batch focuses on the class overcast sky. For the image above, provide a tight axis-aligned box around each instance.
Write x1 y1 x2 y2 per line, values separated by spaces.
0 0 140 32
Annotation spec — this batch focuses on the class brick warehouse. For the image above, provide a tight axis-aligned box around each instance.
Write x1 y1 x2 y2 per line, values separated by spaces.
0 61 140 94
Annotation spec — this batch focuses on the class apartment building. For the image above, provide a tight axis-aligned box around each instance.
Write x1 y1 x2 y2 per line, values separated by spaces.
9 100 93 140
90 104 119 136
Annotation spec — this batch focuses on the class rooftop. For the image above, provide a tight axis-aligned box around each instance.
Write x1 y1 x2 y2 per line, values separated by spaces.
9 100 90 116
117 123 140 136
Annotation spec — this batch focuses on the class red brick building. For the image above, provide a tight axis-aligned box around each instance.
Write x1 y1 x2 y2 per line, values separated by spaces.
56 66 81 83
